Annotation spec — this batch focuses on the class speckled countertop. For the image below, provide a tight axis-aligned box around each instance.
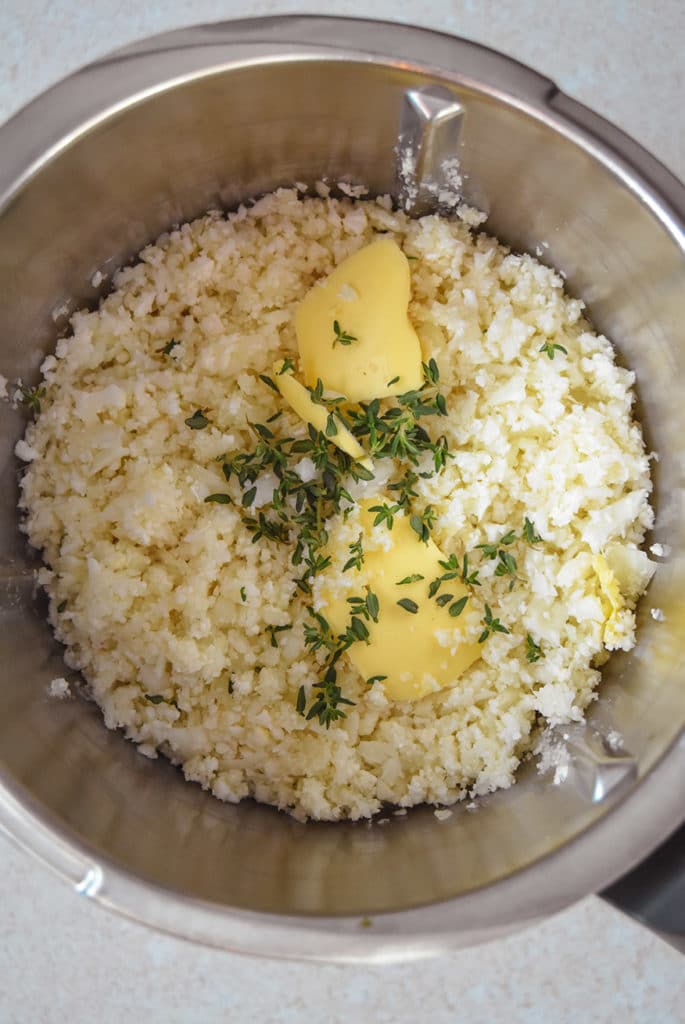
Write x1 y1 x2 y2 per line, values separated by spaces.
1 2 684 1021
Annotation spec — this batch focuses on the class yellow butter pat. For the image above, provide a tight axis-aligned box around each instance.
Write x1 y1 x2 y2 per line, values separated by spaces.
273 362 371 467
320 506 481 701
295 239 423 403
593 553 629 647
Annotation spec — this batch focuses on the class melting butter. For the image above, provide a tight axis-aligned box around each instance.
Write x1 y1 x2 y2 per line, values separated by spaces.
273 362 371 467
295 239 423 403
319 505 481 701
593 553 627 646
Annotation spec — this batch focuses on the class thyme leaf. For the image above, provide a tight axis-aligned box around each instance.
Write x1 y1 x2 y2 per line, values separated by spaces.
332 320 358 347
539 341 568 360
185 409 210 430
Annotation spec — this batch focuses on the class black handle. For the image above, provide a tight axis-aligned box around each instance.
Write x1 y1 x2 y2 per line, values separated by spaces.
601 825 685 953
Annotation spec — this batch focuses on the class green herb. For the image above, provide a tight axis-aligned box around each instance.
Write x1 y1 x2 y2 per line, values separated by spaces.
539 341 568 360
369 502 400 530
477 529 516 559
228 676 235 694
241 486 257 508
306 663 356 728
278 357 296 375
145 693 178 708
388 469 419 510
185 409 210 430
387 375 400 387
306 377 346 408
343 533 364 572
478 604 510 643
18 384 46 415
266 624 292 648
435 593 454 607
345 365 450 467
57 600 67 613
438 553 460 574
428 553 464 599
449 595 469 617
296 685 306 715
494 550 519 590
303 609 335 654
325 412 338 437
259 373 279 394
422 358 440 387
159 339 180 356
397 574 424 585
346 590 380 626
367 675 387 686
526 634 543 662
460 554 481 587
266 410 283 424
523 516 542 544
405 254 419 261
333 320 358 347
204 493 231 504
409 505 436 544
397 598 419 614
365 588 380 623
431 435 450 472
240 586 247 602
300 589 383 721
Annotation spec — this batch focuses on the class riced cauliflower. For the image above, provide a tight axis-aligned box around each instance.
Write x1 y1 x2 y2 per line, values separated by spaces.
16 189 655 820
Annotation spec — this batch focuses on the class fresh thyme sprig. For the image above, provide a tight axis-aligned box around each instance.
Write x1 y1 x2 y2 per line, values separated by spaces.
460 554 481 587
387 469 419 509
477 530 517 559
368 502 400 530
410 505 436 544
18 384 46 415
478 604 510 643
342 360 449 467
266 624 292 648
539 341 567 360
333 320 358 347
494 549 521 591
342 532 364 572
523 516 542 544
299 589 379 726
526 634 543 662
302 664 355 727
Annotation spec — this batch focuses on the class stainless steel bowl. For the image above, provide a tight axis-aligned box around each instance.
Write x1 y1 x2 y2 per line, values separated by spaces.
0 16 683 962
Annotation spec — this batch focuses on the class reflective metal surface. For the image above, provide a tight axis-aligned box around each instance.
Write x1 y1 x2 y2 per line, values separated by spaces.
0 16 683 960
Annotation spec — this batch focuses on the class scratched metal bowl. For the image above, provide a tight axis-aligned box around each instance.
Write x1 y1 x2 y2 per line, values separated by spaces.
0 16 683 961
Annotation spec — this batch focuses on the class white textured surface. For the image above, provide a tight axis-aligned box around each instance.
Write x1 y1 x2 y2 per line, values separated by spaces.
1 2 684 1021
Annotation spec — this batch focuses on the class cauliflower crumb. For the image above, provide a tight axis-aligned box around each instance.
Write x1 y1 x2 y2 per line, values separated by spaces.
434 808 453 821
47 677 71 700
